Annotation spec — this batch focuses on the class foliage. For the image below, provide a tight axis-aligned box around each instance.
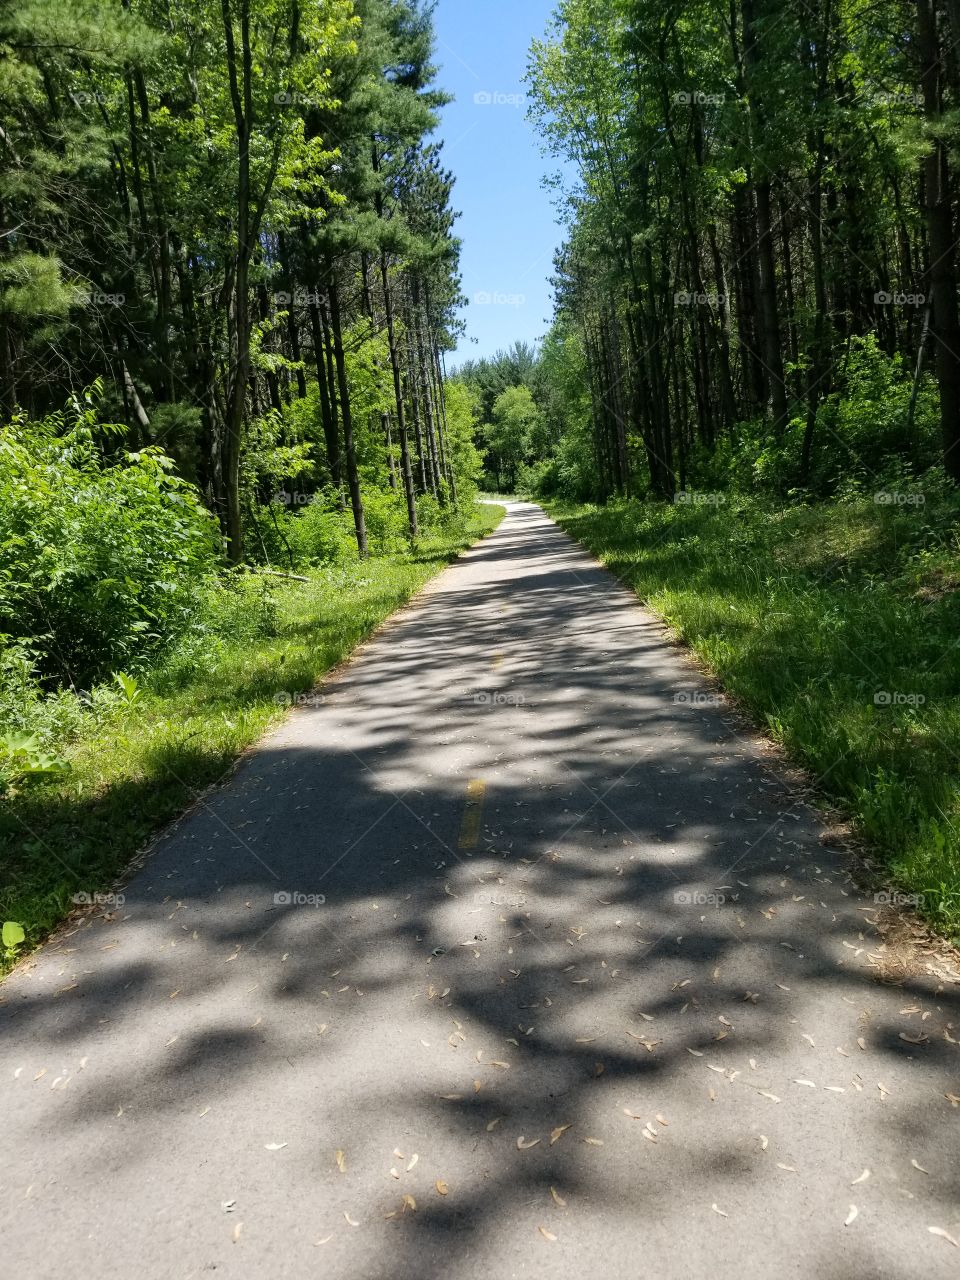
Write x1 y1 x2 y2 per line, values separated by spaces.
279 492 360 566
454 342 540 423
466 329 946 506
481 386 544 492
0 0 469 563
525 0 960 499
0 390 219 687
0 731 68 794
2 920 25 965
441 380 484 501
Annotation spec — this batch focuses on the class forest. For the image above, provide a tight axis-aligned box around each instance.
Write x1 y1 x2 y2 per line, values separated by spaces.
1 0 479 564
0 0 494 958
452 0 960 502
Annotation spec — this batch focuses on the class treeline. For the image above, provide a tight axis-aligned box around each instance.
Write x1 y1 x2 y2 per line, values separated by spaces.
520 0 960 500
0 0 475 563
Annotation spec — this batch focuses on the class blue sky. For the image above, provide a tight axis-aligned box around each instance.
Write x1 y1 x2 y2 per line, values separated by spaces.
431 0 569 366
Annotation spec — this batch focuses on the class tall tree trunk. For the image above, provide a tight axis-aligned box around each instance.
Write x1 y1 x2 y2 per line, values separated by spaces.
328 277 368 556
380 254 418 535
220 0 253 563
383 411 398 490
308 296 341 486
800 8 832 485
740 0 789 435
918 0 960 480
404 302 429 493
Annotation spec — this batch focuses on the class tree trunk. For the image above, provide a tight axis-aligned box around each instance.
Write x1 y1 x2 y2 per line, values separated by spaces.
918 0 960 480
328 278 368 556
380 255 418 535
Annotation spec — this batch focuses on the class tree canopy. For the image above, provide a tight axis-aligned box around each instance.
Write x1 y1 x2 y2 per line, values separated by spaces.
510 0 960 501
0 0 472 560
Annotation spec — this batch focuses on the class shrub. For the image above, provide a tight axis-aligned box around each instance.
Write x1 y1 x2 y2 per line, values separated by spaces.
519 457 561 498
280 490 358 565
675 336 942 499
415 491 443 534
362 485 410 553
825 334 940 482
0 387 218 688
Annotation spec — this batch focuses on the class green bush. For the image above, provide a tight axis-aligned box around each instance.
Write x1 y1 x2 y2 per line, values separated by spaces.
518 457 562 498
151 571 283 693
0 387 219 688
0 640 97 745
828 334 940 481
679 335 941 499
415 491 444 534
362 485 410 553
280 490 358 565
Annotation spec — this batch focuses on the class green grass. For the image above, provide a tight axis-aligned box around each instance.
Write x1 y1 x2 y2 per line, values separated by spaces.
549 493 960 940
0 505 505 970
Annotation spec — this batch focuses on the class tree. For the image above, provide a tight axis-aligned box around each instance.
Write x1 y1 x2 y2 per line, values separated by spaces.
0 0 472 564
525 0 953 497
482 384 543 491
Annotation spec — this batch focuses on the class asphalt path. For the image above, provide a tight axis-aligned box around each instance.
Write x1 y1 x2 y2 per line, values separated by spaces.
2 501 959 1279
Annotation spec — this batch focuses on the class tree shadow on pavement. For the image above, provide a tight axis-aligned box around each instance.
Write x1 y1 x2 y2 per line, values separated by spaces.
2 504 959 1280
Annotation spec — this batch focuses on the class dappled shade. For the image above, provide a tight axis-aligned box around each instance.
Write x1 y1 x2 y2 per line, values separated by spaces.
2 505 958 1278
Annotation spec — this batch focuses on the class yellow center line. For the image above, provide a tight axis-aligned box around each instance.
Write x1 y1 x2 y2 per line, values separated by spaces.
458 779 486 850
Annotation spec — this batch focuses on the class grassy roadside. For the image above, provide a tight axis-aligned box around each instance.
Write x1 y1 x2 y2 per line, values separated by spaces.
0 504 505 972
548 494 960 941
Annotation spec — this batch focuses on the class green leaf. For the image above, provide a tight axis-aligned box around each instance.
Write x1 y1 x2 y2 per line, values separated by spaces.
2 921 25 950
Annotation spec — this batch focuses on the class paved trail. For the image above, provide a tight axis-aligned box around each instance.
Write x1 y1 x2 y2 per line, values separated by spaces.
2 502 959 1280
